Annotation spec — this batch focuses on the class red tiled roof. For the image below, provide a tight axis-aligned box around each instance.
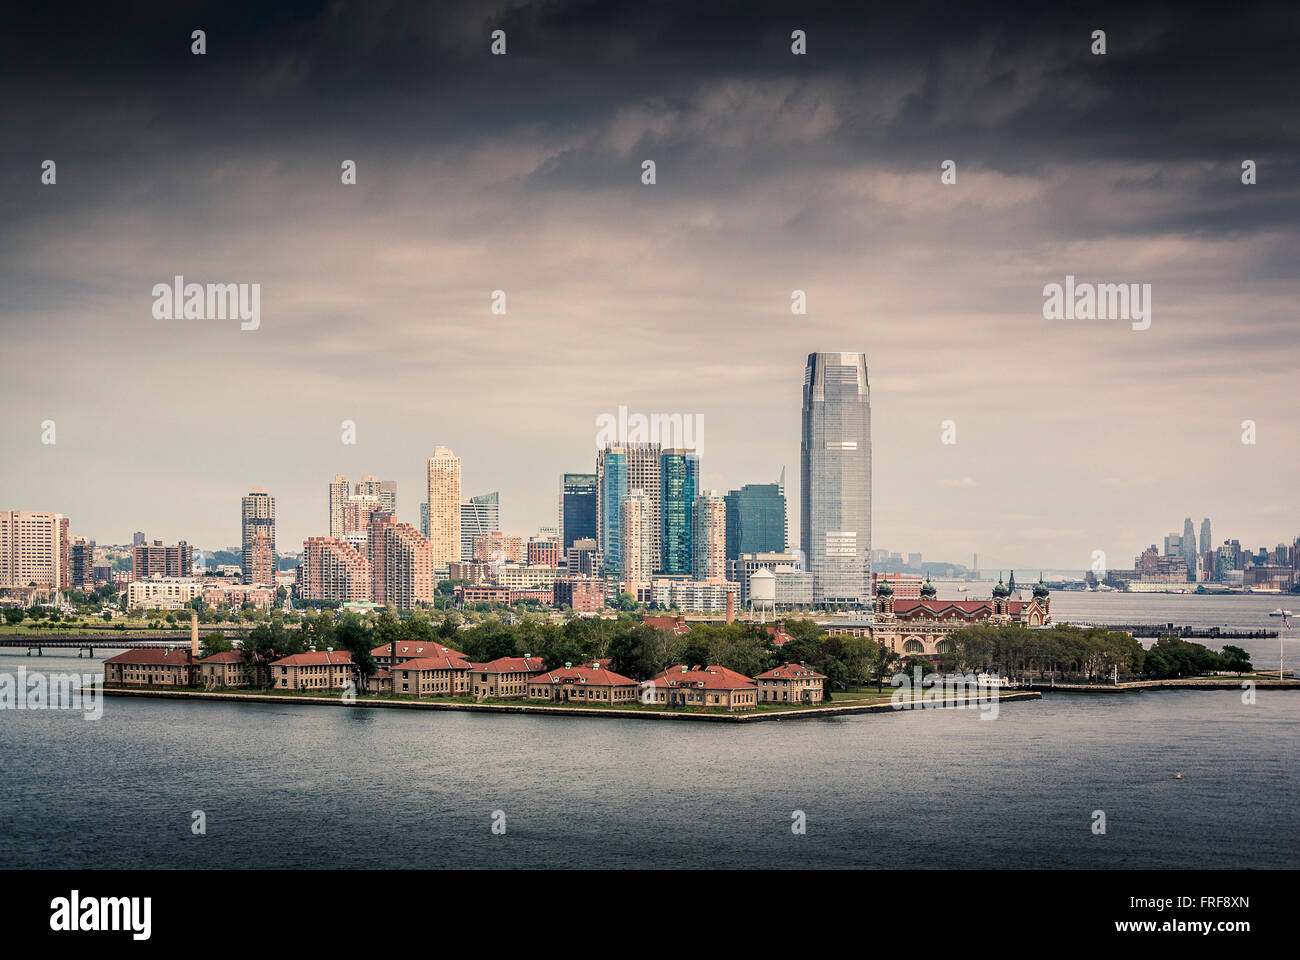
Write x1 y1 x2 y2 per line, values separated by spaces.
394 655 471 672
271 650 353 666
643 616 691 635
755 662 826 681
103 648 193 666
528 664 637 687
476 656 546 674
649 664 756 690
371 641 465 659
765 625 795 646
198 651 247 663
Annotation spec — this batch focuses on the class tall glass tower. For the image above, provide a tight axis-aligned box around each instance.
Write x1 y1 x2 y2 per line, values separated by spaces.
724 481 787 561
660 450 700 575
561 473 598 554
801 352 871 606
460 492 500 561
596 448 628 576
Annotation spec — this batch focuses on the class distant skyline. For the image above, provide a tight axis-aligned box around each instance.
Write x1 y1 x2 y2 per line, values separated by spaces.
2 2 1296 569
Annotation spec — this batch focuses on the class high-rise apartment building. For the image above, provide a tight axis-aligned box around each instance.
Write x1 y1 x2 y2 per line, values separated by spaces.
659 449 700 576
384 522 435 609
341 495 385 536
367 511 395 605
460 491 500 561
329 476 349 537
71 537 95 589
801 352 872 606
596 447 627 575
0 511 71 590
620 489 653 589
561 473 598 554
724 481 787 562
331 475 396 537
378 480 397 517
301 537 372 603
596 443 662 575
426 447 461 572
241 487 276 586
131 540 193 580
1199 518 1212 556
691 490 727 581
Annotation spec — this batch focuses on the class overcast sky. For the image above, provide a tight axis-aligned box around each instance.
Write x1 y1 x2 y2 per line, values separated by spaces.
1 0 1297 569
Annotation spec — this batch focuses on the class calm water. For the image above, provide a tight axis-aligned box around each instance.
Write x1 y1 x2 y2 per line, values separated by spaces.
1 650 1296 869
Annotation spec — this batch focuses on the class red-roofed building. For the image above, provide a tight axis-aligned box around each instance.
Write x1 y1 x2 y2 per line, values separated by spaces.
371 640 466 669
469 656 547 700
527 663 639 705
197 650 266 688
645 664 758 711
868 575 1052 661
642 614 691 635
392 655 471 697
754 663 826 704
271 650 355 691
104 648 196 687
765 623 795 646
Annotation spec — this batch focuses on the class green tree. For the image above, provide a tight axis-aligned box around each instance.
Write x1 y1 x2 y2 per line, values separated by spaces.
1220 645 1252 673
200 631 232 658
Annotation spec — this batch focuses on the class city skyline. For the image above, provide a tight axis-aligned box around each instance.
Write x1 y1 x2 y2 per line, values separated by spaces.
2 4 1296 569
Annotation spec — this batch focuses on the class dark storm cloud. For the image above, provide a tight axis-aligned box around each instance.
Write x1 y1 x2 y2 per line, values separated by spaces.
1 0 1296 565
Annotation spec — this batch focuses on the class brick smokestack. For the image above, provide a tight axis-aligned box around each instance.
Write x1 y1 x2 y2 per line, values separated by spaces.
725 592 735 625
190 611 200 657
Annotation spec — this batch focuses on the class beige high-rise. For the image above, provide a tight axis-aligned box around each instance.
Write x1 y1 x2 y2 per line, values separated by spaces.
241 487 276 586
692 490 727 581
620 489 653 590
426 447 461 571
0 511 71 590
328 475 349 537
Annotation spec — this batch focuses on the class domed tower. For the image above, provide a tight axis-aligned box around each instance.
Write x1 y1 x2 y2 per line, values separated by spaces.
1007 570 1017 593
875 576 895 616
992 573 1010 617
920 576 937 600
1032 572 1051 620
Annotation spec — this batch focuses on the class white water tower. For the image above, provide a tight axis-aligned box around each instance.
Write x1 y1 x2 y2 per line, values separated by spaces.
750 567 776 623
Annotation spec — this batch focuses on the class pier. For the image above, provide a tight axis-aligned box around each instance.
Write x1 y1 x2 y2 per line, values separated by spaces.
1070 622 1277 640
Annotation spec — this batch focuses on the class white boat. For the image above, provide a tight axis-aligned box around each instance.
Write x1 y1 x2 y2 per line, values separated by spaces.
1268 609 1294 617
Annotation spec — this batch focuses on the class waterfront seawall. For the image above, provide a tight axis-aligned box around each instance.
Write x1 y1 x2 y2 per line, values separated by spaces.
99 687 1042 722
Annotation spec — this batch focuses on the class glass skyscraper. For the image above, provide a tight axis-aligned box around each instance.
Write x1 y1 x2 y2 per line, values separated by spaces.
660 449 700 575
596 448 628 575
459 492 500 561
724 482 787 561
561 473 598 554
800 352 871 606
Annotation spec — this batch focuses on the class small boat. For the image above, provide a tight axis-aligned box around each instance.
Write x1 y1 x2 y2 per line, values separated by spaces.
1269 609 1294 617
1175 772 1183 780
